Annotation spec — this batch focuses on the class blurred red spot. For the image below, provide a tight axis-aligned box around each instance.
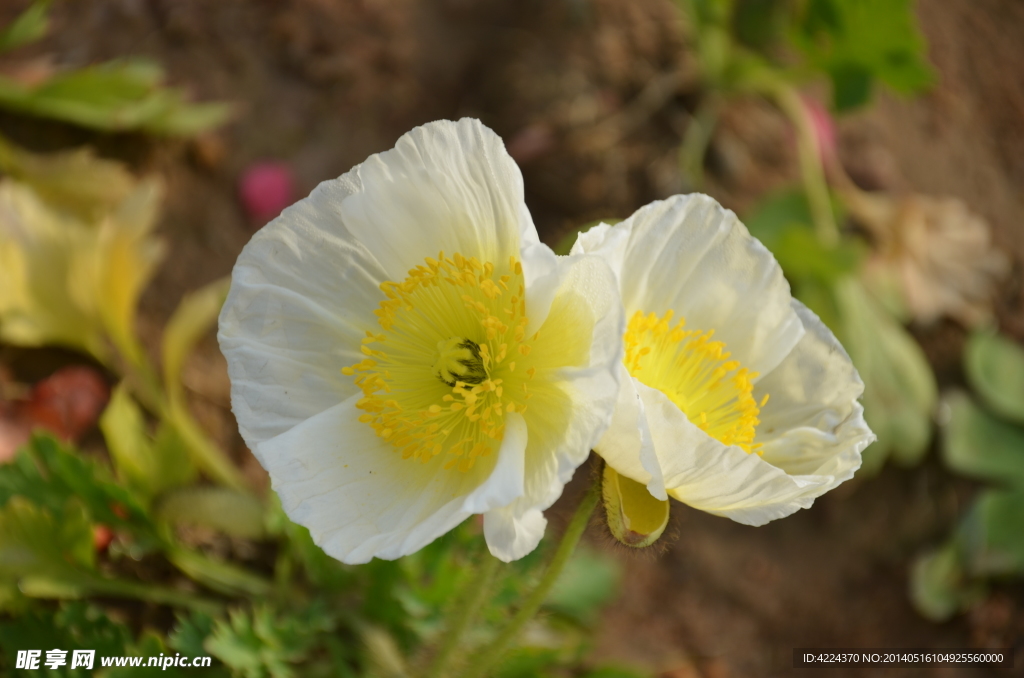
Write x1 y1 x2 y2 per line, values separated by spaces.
239 162 295 224
0 366 109 462
23 366 110 442
93 524 114 552
802 95 836 165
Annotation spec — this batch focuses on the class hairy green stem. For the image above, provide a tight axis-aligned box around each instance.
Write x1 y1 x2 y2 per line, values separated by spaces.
460 482 600 678
423 552 501 678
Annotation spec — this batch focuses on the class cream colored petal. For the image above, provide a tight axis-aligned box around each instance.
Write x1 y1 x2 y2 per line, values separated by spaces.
484 254 624 561
336 118 533 277
593 365 666 500
257 395 483 564
754 300 873 483
461 411 527 515
218 177 388 449
575 194 804 379
635 382 832 525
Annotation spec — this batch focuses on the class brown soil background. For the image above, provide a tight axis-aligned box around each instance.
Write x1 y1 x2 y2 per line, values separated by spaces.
1 0 1022 676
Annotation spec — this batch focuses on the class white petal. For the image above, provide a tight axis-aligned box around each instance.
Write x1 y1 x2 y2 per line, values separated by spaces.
484 254 624 560
638 382 834 526
336 118 533 276
461 412 527 514
483 505 547 563
256 395 478 564
754 300 874 484
218 178 386 449
576 194 804 379
593 365 666 500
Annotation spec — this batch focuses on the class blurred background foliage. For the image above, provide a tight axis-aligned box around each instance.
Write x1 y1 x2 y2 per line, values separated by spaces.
0 0 1022 675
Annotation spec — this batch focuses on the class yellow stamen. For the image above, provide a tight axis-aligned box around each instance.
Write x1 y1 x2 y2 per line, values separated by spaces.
345 253 537 472
624 310 766 454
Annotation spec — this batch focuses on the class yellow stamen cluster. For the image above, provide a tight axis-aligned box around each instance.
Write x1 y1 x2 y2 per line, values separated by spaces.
344 252 538 472
624 310 767 454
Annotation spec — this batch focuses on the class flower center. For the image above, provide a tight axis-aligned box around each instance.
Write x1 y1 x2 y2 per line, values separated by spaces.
344 252 539 472
623 310 767 454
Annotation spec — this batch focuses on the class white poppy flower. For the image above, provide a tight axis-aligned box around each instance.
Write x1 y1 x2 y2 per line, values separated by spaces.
218 119 623 563
573 194 874 526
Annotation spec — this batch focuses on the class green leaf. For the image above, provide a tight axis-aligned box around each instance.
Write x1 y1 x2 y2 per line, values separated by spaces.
99 386 196 497
167 546 273 598
958 489 1024 576
792 0 934 110
162 277 230 408
204 604 336 678
940 392 1024 488
545 546 622 625
965 330 1024 426
0 58 231 135
0 0 51 53
0 434 155 539
582 667 653 678
835 278 936 471
157 487 266 539
909 541 982 622
0 496 95 593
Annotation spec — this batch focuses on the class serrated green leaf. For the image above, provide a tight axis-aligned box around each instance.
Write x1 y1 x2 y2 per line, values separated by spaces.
0 434 157 540
0 0 51 53
0 496 95 589
940 392 1024 488
965 330 1024 426
157 486 265 539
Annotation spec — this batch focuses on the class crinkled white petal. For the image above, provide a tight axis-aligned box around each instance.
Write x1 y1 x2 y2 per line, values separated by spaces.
256 395 478 564
637 382 831 525
220 118 538 451
754 300 874 485
483 254 624 561
593 364 666 500
335 118 534 277
573 193 804 379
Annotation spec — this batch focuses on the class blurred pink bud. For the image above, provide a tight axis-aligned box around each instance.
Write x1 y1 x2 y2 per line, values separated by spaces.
802 96 837 165
239 162 295 224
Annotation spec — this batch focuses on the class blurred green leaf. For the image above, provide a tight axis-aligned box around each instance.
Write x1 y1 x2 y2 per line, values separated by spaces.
0 496 95 596
205 604 336 678
492 648 561 678
959 489 1024 577
940 392 1024 488
98 384 197 499
0 0 51 53
157 486 265 539
162 277 230 408
545 547 621 626
167 546 272 598
909 540 983 622
792 0 934 110
965 330 1024 426
0 602 134 677
582 667 653 678
0 134 136 221
835 278 936 471
0 59 232 135
0 434 155 539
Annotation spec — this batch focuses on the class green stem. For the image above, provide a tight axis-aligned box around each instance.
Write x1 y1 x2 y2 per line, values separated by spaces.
424 553 502 678
460 482 601 678
680 96 719 190
87 577 222 615
769 84 840 248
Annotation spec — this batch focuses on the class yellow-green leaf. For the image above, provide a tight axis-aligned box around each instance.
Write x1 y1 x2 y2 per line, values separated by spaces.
162 277 230 408
156 487 265 539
